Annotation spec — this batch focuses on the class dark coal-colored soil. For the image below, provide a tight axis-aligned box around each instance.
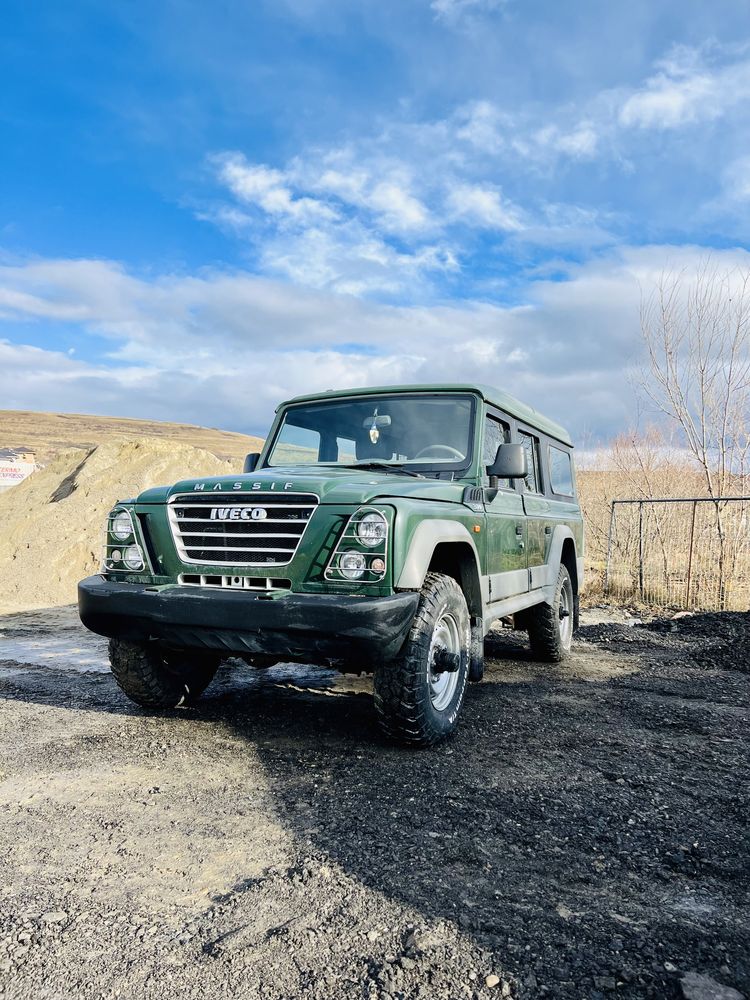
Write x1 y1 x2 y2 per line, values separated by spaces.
0 607 748 1000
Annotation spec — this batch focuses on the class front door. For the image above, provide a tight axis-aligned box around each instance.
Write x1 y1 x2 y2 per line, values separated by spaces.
482 414 528 602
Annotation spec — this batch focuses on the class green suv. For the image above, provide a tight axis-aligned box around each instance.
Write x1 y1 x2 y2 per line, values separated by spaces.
79 384 583 746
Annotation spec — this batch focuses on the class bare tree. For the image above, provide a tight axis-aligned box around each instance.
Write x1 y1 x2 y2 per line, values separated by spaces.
639 261 750 606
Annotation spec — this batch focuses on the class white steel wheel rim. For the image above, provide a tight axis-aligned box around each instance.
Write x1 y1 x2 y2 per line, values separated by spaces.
428 611 462 712
559 576 574 647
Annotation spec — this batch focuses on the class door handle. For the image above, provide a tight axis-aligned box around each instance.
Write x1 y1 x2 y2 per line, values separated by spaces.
515 525 524 535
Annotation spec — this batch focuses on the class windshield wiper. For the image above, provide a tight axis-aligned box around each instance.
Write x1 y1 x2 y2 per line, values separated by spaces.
338 462 425 479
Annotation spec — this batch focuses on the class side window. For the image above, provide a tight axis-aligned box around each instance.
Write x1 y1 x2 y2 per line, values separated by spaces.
549 445 574 496
336 436 356 463
518 431 541 493
267 424 321 465
483 415 510 487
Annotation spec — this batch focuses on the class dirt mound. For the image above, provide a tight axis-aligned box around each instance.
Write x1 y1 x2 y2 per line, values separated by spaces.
0 438 234 613
579 612 750 673
647 611 750 673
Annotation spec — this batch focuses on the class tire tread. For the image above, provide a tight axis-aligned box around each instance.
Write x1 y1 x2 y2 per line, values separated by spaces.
108 639 218 709
373 573 469 747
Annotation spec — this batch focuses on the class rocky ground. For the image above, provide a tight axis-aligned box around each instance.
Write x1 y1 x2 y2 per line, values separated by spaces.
0 606 748 1000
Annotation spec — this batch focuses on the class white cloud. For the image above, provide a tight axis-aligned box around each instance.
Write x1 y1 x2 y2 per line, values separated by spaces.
454 100 511 154
208 45 750 294
210 149 443 295
430 0 508 23
366 180 430 233
259 224 458 296
534 123 599 159
208 110 598 296
446 183 524 231
5 246 749 439
618 46 750 130
215 153 336 223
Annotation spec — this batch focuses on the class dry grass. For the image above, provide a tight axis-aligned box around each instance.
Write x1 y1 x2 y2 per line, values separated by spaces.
0 410 262 466
577 432 750 611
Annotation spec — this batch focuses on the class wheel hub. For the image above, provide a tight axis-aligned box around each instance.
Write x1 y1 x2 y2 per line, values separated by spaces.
558 577 574 647
428 612 461 711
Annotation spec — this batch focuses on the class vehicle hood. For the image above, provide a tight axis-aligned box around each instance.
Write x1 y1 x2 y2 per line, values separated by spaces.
137 467 468 506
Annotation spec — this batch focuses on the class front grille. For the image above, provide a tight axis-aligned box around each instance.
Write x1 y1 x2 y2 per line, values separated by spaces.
168 492 318 566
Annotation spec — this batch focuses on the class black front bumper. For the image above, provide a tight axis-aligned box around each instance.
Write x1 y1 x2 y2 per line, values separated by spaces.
78 576 419 667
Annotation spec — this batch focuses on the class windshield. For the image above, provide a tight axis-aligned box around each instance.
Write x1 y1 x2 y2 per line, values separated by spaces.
265 393 475 473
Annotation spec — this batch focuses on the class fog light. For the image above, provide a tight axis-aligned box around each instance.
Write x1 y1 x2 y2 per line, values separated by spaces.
371 558 386 574
123 544 144 571
340 551 366 580
111 510 133 541
110 550 122 563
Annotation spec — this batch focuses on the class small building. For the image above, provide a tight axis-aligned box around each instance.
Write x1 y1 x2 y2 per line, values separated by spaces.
0 447 37 493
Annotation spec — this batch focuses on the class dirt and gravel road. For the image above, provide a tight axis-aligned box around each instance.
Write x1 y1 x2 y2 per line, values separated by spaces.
0 606 748 1000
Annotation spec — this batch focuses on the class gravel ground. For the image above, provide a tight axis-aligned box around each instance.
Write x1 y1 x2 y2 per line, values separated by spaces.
0 606 748 1000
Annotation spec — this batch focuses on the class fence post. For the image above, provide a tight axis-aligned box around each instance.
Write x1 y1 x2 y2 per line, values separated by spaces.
685 499 697 608
604 502 616 594
638 500 644 600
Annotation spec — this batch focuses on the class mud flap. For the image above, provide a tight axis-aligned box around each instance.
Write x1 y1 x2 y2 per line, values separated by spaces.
468 616 484 683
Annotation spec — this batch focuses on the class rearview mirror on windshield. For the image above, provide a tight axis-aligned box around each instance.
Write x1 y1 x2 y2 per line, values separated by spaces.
362 414 392 429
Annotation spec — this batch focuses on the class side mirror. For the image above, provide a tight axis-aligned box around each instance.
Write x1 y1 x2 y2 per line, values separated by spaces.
243 452 261 474
487 443 527 479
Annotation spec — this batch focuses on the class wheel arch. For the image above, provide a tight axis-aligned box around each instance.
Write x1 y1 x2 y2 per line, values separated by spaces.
560 535 579 595
396 520 484 618
545 526 578 592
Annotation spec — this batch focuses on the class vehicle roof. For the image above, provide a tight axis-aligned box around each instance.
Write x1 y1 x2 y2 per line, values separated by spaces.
281 383 573 447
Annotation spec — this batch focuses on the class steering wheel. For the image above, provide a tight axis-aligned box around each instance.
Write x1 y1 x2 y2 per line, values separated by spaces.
413 445 465 460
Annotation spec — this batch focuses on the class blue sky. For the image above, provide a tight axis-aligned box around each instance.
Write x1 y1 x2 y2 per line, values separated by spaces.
2 0 750 439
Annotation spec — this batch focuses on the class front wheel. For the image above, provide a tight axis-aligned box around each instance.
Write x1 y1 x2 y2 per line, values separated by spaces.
108 639 220 709
527 564 575 662
373 573 470 747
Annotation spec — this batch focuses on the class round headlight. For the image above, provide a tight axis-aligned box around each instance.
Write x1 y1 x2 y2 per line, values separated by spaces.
123 544 144 571
111 510 133 541
340 551 366 580
356 511 387 548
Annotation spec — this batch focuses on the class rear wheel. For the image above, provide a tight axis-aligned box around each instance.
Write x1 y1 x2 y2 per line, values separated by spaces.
373 573 470 747
108 639 220 708
527 565 575 662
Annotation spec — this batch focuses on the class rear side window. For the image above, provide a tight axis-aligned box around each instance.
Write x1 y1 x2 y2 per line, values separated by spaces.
549 446 574 496
518 431 542 493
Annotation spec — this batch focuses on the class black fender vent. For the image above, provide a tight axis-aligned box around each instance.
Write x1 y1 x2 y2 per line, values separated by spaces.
462 486 484 508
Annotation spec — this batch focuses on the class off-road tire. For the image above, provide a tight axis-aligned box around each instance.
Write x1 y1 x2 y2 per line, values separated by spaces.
373 572 470 747
527 564 575 663
108 639 220 709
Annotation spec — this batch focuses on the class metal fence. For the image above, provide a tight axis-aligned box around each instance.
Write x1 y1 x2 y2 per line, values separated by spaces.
604 497 750 611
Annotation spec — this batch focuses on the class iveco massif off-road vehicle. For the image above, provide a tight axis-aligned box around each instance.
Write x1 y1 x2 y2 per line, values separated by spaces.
79 384 583 746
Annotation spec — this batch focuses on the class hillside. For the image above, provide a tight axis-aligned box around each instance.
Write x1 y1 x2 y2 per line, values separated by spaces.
0 411 266 614
0 439 246 613
0 410 263 466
